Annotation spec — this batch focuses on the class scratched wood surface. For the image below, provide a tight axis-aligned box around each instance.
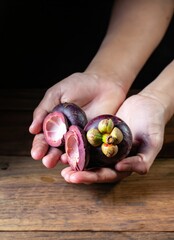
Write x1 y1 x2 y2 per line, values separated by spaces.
0 89 174 239
0 155 174 232
0 232 173 240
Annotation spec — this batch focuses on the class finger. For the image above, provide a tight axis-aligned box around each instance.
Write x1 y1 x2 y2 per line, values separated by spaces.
42 147 63 168
61 167 132 184
31 133 49 160
29 110 47 134
115 131 163 176
29 87 61 134
115 154 150 175
29 104 51 134
60 153 69 164
61 167 98 184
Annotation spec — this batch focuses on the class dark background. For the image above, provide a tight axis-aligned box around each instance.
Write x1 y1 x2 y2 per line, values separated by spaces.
1 0 174 89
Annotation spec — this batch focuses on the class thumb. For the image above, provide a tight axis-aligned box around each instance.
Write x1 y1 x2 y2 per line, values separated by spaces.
115 149 157 175
29 88 61 134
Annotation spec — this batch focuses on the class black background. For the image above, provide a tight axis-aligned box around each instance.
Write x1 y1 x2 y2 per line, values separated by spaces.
1 0 174 89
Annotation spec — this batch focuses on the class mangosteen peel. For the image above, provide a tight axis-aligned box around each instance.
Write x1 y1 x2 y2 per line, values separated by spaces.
52 102 87 129
43 102 88 147
64 125 90 171
42 103 132 171
43 111 68 147
84 114 133 169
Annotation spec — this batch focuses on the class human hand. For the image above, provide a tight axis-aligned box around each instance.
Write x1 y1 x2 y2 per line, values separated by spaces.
115 92 165 175
29 72 126 168
61 92 165 184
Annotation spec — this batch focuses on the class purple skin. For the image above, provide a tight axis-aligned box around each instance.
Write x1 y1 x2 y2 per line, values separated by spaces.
64 125 90 171
64 114 133 171
43 102 88 148
84 114 133 169
52 102 88 129
43 103 132 171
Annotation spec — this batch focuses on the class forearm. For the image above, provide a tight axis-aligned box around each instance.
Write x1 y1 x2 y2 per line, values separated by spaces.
140 60 174 123
86 0 174 94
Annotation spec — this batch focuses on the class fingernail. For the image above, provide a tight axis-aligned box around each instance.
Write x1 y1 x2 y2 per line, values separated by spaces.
69 174 77 183
61 171 70 182
64 174 71 182
29 120 35 130
61 170 66 178
115 163 122 171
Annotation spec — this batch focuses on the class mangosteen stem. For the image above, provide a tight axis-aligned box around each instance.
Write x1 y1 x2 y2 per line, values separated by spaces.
102 134 116 145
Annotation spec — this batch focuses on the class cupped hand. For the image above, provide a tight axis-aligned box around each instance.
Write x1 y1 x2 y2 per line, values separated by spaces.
61 92 166 184
115 92 165 175
29 72 126 168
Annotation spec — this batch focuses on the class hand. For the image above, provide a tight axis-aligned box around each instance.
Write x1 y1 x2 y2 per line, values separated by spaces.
61 92 165 184
29 72 126 168
115 92 165 174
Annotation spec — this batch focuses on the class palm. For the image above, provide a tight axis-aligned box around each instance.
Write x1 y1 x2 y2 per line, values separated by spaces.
114 93 165 173
117 94 165 155
53 73 125 120
61 93 166 184
30 72 125 170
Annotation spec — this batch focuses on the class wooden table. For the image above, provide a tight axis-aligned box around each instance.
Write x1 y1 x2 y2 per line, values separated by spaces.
0 89 174 239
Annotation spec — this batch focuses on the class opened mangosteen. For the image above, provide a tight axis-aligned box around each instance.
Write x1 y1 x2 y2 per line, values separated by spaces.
52 102 87 129
43 102 87 147
64 125 90 171
63 114 132 171
43 102 132 171
43 111 68 147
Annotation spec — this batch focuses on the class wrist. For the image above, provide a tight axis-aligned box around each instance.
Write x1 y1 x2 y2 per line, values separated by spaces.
85 47 136 96
139 89 171 124
83 70 127 103
139 61 174 123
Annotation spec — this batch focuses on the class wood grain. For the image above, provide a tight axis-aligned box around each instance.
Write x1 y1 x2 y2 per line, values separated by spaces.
0 232 173 240
0 88 174 237
0 156 174 231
